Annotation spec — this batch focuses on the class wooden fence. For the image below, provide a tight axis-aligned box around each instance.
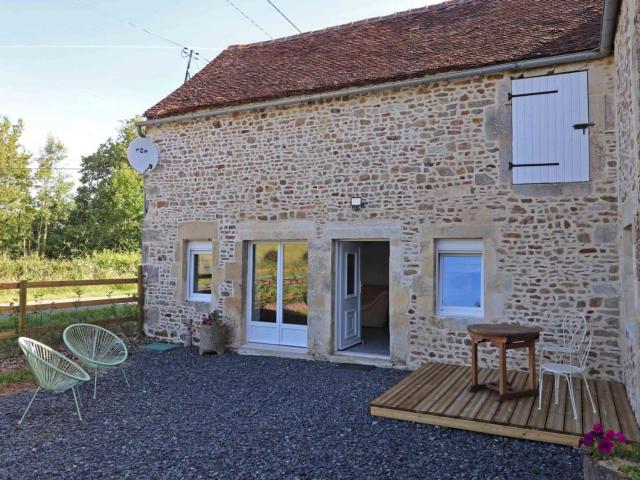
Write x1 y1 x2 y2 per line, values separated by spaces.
0 266 144 340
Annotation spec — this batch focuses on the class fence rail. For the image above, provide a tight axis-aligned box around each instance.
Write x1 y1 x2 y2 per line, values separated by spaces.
0 266 144 339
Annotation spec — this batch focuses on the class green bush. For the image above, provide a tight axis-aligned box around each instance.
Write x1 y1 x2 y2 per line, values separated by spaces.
0 250 139 281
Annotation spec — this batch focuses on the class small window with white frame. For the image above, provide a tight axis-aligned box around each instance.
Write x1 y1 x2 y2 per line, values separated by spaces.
436 239 484 317
187 241 213 302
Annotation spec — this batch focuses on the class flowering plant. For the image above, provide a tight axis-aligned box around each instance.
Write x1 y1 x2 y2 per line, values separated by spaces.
201 311 224 328
579 423 626 457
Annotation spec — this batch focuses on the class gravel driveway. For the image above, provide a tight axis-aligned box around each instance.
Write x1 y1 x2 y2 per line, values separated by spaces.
0 349 582 479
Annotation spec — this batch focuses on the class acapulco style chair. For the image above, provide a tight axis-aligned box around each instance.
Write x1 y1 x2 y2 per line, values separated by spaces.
63 324 129 399
17 337 90 424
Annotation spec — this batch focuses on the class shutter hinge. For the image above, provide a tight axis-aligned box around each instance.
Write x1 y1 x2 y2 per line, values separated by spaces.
509 162 560 170
572 122 595 134
508 89 558 100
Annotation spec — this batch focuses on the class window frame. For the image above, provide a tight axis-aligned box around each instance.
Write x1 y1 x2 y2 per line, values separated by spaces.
186 241 213 303
436 239 484 318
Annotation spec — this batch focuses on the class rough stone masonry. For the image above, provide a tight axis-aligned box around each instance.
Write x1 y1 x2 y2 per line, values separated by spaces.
141 57 624 383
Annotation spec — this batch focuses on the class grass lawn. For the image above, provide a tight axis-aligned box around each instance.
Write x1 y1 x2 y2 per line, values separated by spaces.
0 369 33 389
0 284 137 304
0 304 137 359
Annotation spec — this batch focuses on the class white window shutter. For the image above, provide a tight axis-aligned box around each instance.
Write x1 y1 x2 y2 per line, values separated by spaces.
511 71 589 184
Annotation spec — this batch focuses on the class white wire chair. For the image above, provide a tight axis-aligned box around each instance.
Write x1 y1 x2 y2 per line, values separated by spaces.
539 311 587 363
63 324 129 399
538 325 597 420
18 337 90 424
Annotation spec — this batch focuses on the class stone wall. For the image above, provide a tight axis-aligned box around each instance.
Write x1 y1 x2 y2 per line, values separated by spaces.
614 0 640 421
142 58 624 380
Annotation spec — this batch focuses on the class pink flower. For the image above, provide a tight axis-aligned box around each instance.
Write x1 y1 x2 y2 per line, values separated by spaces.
580 432 594 447
615 432 626 443
592 423 603 434
598 438 614 455
604 430 615 441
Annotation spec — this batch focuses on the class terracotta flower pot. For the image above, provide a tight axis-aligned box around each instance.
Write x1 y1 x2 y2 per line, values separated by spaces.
198 325 227 355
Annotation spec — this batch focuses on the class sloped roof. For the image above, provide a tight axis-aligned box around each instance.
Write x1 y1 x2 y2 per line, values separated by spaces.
145 0 604 119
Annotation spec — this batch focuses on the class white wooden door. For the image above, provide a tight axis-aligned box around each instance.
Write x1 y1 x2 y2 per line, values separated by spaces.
337 242 361 350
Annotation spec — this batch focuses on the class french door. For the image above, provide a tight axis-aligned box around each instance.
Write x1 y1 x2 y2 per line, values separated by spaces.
246 241 308 347
336 241 362 350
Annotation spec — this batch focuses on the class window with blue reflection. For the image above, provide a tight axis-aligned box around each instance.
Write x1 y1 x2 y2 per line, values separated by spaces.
439 254 482 310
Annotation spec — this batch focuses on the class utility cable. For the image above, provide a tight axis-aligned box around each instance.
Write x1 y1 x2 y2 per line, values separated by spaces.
266 0 301 33
223 0 273 39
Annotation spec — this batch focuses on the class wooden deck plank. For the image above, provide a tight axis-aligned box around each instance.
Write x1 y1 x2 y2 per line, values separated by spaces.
391 363 451 409
564 377 582 435
545 375 568 432
610 382 640 442
369 361 640 447
527 374 554 430
413 365 470 413
582 378 600 433
443 368 492 417
398 363 457 410
370 406 581 447
475 371 518 422
596 380 621 432
509 374 536 427
492 372 528 425
375 363 441 407
372 363 435 405
371 363 438 404
459 370 499 421
430 366 475 415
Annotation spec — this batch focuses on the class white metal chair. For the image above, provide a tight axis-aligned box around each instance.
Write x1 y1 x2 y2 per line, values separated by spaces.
538 327 597 420
539 311 587 365
18 337 90 424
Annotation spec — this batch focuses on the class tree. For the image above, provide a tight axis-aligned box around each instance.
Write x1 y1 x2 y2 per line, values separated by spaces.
0 116 32 256
32 136 73 257
63 119 142 254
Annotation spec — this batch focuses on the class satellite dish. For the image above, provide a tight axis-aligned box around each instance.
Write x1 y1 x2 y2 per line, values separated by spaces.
127 138 159 174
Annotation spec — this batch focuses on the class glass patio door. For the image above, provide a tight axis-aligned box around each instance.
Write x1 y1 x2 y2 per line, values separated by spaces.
246 242 308 347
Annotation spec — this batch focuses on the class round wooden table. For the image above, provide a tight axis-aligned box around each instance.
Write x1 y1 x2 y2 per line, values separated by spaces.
467 323 542 401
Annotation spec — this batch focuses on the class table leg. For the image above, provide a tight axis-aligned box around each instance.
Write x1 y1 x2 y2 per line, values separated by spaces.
528 340 536 391
471 340 478 387
498 342 507 397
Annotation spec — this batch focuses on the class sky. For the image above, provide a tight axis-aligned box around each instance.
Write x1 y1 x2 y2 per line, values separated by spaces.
1 0 440 182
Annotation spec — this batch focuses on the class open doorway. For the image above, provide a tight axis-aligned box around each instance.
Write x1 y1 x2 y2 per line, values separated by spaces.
335 241 390 356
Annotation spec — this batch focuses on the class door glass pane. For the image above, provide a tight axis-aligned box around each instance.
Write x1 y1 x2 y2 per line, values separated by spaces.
282 243 308 325
251 243 278 323
346 253 356 296
440 254 482 308
192 252 212 295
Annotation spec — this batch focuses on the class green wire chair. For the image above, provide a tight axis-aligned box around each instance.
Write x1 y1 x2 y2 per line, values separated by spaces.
63 324 129 399
18 337 90 424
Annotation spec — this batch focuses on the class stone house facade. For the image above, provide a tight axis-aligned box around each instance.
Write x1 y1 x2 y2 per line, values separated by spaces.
139 0 640 420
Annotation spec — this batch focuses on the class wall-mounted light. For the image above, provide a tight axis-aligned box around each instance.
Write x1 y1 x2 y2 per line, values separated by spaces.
351 197 367 211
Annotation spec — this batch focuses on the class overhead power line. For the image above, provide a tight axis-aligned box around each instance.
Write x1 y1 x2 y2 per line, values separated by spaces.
223 0 273 39
266 0 301 33
73 0 211 63
0 45 222 50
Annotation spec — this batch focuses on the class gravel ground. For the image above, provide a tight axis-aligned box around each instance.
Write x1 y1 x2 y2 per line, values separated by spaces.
0 349 583 479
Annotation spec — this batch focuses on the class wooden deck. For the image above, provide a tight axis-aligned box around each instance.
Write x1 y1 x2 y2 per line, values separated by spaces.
370 362 640 446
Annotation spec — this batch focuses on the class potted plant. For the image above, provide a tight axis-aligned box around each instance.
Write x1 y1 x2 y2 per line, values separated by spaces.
581 423 640 479
198 311 226 355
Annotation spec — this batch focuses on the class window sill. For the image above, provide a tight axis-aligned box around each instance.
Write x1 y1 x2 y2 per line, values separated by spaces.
437 311 484 319
186 298 212 304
